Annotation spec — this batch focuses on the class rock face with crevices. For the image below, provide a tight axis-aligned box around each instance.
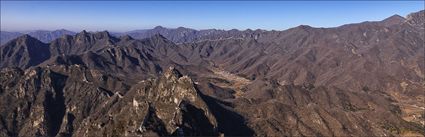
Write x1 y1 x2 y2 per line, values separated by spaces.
0 67 218 137
73 67 218 136
0 66 122 137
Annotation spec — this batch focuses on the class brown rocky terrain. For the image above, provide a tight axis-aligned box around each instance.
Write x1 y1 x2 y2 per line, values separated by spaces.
0 10 424 137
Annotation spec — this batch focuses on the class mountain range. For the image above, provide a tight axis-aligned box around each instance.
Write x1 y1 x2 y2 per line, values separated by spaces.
0 10 424 137
1 29 76 45
1 26 266 45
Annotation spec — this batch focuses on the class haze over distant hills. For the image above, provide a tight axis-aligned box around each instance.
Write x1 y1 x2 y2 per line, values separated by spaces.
1 26 264 45
0 10 424 137
1 29 76 44
2 10 423 46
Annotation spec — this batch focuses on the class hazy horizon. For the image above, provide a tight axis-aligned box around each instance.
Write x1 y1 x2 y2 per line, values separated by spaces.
1 1 424 32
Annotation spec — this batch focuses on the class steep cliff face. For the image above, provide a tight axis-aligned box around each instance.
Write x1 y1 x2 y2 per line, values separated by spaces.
0 67 218 137
0 66 116 137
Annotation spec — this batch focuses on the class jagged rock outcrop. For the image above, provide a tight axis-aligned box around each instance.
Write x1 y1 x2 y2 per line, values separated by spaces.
73 67 218 136
49 30 120 56
0 66 122 137
406 10 425 29
0 66 218 137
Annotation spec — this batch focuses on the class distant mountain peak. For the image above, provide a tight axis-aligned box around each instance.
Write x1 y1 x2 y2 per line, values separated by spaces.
289 25 314 32
119 35 134 41
54 29 74 33
15 34 45 46
97 30 110 34
77 30 89 36
15 34 40 43
296 25 313 29
153 26 166 30
381 14 405 26
385 14 404 20
176 26 194 31
94 31 111 38
18 34 32 39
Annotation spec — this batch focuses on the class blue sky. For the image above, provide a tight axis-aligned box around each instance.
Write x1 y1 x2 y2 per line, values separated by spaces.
1 1 423 32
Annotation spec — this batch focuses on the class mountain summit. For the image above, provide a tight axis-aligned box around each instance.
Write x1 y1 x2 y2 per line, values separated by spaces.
381 14 406 26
